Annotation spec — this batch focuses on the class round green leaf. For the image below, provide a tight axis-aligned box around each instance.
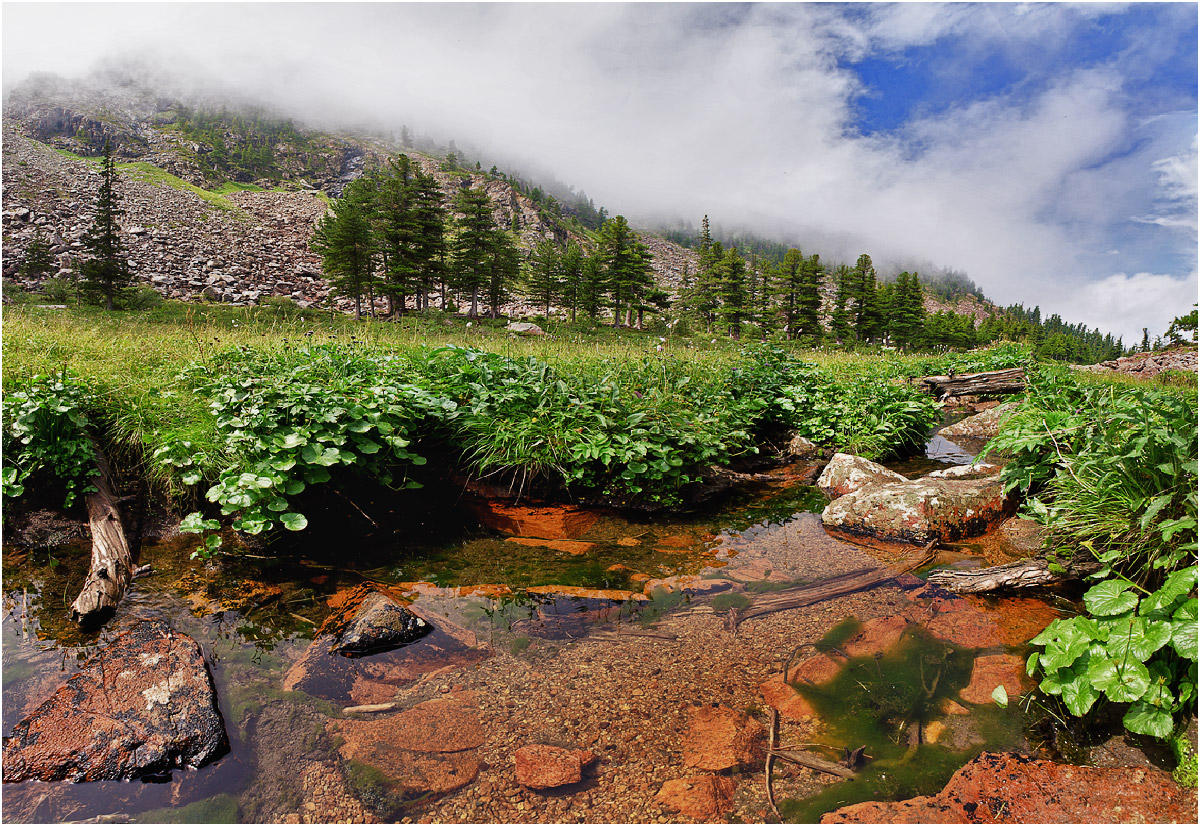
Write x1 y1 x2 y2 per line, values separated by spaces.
1087 655 1151 703
1083 580 1138 617
280 512 308 531
1123 700 1174 740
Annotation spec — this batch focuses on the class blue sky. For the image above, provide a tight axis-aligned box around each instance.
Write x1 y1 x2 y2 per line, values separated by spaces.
3 2 1197 340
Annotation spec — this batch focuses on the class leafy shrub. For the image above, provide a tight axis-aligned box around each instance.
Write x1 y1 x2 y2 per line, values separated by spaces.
990 365 1198 744
2 373 97 509
164 344 455 554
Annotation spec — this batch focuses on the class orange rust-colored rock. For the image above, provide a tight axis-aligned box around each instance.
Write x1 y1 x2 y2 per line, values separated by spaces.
821 751 1198 823
525 585 648 602
921 593 1060 649
505 536 597 555
656 775 737 820
2 620 227 782
787 653 843 686
616 536 642 546
333 698 484 796
841 615 911 658
960 653 1030 705
513 744 597 789
759 677 818 721
682 705 765 771
469 501 598 539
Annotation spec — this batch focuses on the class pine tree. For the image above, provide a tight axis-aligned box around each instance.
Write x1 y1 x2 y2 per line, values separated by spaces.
558 242 584 322
830 264 853 344
409 167 447 312
597 215 653 327
20 231 54 280
486 228 520 320
311 179 375 320
796 253 824 344
80 142 132 310
715 247 748 338
850 253 880 342
577 251 607 321
775 248 803 339
524 239 562 318
449 186 494 317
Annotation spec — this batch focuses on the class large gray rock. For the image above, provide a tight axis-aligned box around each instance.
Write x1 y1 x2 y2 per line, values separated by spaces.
506 321 545 336
817 453 907 498
2 620 228 782
939 403 1017 441
822 464 1013 544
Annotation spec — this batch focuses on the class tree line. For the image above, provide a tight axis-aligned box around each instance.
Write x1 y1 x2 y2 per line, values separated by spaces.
311 154 662 324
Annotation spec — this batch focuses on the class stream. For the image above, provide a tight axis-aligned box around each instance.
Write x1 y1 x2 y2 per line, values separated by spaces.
1 424 1064 823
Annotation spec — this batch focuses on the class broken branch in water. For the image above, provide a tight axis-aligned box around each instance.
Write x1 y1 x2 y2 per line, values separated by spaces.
734 544 936 626
70 445 133 627
926 556 1101 593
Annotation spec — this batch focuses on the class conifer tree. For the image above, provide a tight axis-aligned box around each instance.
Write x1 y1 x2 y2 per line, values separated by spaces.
558 242 584 322
449 186 494 317
851 253 881 342
487 228 520 319
311 178 375 320
796 253 824 344
577 251 607 321
20 231 54 280
524 239 562 318
715 247 748 338
830 264 854 344
409 168 447 311
775 248 804 339
597 215 653 327
80 142 132 310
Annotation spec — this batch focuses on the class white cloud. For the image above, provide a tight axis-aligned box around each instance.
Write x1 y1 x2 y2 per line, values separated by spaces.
1 3 1194 339
1066 271 1198 343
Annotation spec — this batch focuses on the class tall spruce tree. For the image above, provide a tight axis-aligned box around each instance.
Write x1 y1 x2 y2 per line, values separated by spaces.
80 142 133 310
715 247 748 338
558 241 584 322
796 253 824 344
851 253 880 342
597 215 653 327
775 248 804 339
486 228 520 319
524 239 562 318
311 178 375 320
830 264 854 344
449 186 494 317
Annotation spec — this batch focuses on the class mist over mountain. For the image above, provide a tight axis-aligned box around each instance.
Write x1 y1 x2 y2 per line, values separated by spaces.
3 2 1195 341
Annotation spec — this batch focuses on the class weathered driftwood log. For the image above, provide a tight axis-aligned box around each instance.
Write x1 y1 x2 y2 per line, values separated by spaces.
926 557 1101 593
69 448 133 626
919 368 1026 400
736 545 936 624
772 748 858 779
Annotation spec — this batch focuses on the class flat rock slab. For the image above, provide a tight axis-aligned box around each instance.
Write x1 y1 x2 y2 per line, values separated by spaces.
682 705 764 771
938 403 1017 440
513 744 597 789
2 619 227 782
468 501 598 539
333 698 484 796
960 653 1029 705
821 751 1197 823
656 775 737 820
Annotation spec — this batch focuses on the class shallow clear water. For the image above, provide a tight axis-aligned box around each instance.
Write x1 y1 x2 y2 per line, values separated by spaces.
0 444 1043 823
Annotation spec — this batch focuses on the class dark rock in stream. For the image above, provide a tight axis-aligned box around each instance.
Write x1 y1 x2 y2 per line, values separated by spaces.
820 751 1198 823
284 586 485 705
331 591 431 656
2 619 228 782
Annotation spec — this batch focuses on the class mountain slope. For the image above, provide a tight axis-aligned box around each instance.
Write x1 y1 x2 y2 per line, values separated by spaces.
2 74 700 314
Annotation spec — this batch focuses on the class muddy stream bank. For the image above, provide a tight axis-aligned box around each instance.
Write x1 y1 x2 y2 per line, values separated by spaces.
0 425 1179 823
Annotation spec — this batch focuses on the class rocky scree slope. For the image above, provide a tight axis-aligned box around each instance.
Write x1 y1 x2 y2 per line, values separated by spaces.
3 79 699 314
